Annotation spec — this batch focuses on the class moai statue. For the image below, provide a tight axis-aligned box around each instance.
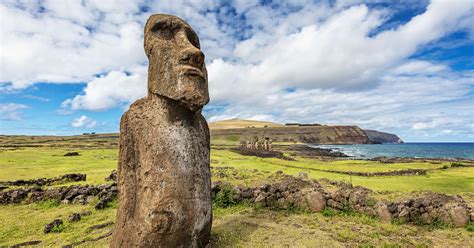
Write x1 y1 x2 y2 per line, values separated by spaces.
268 138 273 151
110 14 211 247
246 140 252 149
263 138 269 151
253 137 259 150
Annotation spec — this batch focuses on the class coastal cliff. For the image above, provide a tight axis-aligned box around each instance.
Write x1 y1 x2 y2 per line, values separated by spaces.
210 119 403 144
363 130 404 144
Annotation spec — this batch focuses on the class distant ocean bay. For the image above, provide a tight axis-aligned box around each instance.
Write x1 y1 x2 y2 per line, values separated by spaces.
309 143 474 159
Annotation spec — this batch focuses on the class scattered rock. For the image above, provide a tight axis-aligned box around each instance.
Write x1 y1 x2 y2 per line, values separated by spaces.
87 221 114 231
62 231 112 248
79 210 92 216
255 193 266 204
63 152 80 156
304 190 326 212
449 206 469 227
44 219 63 233
10 189 28 203
94 198 110 210
105 170 117 182
9 240 42 248
297 172 308 179
291 223 302 228
376 203 392 222
68 213 81 222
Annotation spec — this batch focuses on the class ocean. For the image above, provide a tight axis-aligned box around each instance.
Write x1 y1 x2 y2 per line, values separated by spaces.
309 143 474 159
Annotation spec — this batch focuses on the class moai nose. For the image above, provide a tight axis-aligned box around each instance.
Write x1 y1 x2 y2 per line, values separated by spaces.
179 49 205 69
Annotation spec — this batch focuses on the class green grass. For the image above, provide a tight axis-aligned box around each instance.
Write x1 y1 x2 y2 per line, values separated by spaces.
210 149 474 198
211 204 473 247
0 202 115 246
1 147 472 197
1 146 473 247
0 148 117 185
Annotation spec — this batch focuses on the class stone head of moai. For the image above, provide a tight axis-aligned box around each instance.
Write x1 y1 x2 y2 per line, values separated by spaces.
144 14 209 112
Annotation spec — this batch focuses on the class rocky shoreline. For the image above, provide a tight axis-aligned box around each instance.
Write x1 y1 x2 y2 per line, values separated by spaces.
281 144 474 164
288 145 348 158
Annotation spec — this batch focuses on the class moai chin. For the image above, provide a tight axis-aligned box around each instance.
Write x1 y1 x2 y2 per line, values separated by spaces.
110 14 211 248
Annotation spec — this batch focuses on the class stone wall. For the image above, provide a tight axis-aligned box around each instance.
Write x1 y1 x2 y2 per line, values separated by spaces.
212 172 473 227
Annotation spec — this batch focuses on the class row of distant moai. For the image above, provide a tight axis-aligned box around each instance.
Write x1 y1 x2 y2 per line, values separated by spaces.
240 137 273 151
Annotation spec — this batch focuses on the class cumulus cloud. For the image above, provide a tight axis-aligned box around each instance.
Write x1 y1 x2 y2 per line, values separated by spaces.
207 0 474 103
71 115 96 128
204 65 474 141
1 0 473 140
0 2 145 88
62 69 146 111
0 103 28 120
0 0 237 89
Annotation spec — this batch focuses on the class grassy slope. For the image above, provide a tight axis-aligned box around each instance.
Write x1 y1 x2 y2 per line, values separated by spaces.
0 202 115 246
211 149 474 198
2 148 473 197
1 146 473 246
0 148 117 185
212 205 473 247
209 119 284 129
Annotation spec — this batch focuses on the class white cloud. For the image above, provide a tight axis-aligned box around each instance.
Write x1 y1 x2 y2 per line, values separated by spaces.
208 0 474 104
392 60 449 75
1 0 473 140
204 67 474 141
0 103 28 120
71 115 96 128
0 0 237 89
62 69 147 111
412 123 432 130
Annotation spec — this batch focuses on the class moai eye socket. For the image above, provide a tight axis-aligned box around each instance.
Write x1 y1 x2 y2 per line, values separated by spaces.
185 28 200 49
151 21 180 40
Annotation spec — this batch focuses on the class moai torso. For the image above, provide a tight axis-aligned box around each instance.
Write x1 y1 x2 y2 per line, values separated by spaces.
111 96 211 247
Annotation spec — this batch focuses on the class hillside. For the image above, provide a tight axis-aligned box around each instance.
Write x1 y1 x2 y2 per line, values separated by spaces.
208 119 283 129
364 130 404 144
210 119 402 144
0 120 402 147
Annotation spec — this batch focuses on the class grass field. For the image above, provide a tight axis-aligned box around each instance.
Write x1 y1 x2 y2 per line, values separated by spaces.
0 139 473 247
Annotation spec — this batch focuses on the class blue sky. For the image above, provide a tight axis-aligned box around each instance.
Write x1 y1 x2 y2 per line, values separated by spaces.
0 0 473 142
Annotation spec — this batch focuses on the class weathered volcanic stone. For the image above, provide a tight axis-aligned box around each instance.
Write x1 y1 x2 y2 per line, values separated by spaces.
110 14 211 248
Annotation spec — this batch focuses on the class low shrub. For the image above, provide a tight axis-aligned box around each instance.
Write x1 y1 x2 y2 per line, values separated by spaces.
213 185 237 208
322 207 338 217
37 199 60 209
466 222 474 232
50 223 64 233
450 162 468 168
